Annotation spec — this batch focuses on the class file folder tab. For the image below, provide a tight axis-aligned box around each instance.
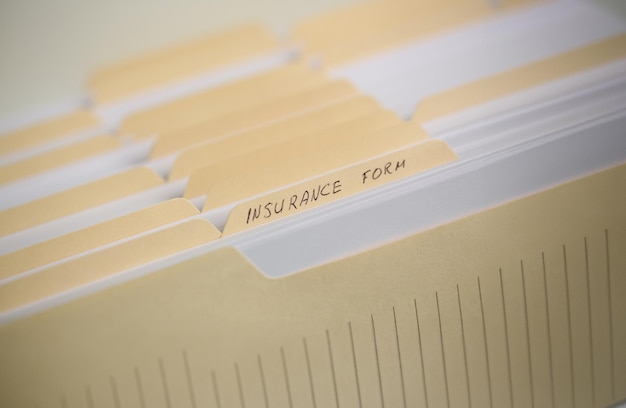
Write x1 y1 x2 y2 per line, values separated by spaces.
183 109 401 198
223 140 457 235
0 167 163 237
0 135 120 185
0 110 100 157
0 198 199 279
171 95 382 181
202 121 429 211
118 63 323 140
89 23 282 103
414 33 626 123
151 79 357 158
0 218 221 315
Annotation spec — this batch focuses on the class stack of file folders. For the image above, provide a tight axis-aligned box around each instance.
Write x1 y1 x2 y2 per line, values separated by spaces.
0 0 625 406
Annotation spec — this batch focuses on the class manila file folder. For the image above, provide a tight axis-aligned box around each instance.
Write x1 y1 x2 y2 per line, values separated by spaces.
0 161 623 408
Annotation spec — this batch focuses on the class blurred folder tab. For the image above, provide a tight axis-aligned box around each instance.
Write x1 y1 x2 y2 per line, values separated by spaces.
414 33 626 123
0 167 163 237
0 198 199 279
89 23 285 104
0 110 101 158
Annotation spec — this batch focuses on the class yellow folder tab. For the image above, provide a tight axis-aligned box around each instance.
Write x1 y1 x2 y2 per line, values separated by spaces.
224 140 456 235
323 1 494 66
0 167 163 238
118 63 324 140
89 23 282 103
171 95 382 181
0 219 220 315
151 79 358 159
414 33 626 123
0 198 198 280
0 110 100 157
0 135 120 185
184 110 401 199
293 0 469 52
203 121 430 211
0 165 623 408
295 0 496 65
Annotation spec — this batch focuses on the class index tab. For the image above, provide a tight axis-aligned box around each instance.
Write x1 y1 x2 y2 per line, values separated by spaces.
89 23 282 103
294 0 492 65
0 135 120 185
223 140 457 235
0 198 199 280
414 33 626 123
0 110 100 157
150 79 357 158
170 95 382 180
184 109 401 198
118 63 324 140
0 218 221 314
0 167 163 238
202 121 430 211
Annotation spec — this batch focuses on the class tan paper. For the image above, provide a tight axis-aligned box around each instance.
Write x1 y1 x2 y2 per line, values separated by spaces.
0 219 220 315
223 140 456 235
118 63 325 140
0 164 623 408
0 198 199 280
414 33 626 122
89 23 281 103
170 95 382 181
184 109 400 198
322 2 493 66
150 79 357 158
0 135 120 185
0 110 100 157
0 167 163 237
202 121 429 211
295 0 541 66
293 0 478 55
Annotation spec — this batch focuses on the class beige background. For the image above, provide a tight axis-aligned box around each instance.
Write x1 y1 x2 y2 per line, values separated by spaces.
0 0 624 123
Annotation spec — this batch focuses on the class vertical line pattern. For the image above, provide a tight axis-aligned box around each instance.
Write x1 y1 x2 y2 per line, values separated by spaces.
435 292 451 408
520 261 535 408
134 367 146 408
110 376 121 408
235 363 246 408
211 371 222 408
392 307 408 408
541 253 556 408
456 285 472 408
563 245 576 408
584 237 596 406
326 330 340 408
605 229 615 400
371 314 385 408
303 338 317 408
280 347 294 408
183 350 197 408
257 355 270 408
158 358 172 408
348 322 363 408
59 396 67 408
477 277 494 408
415 299 429 408
499 269 515 408
84 386 95 408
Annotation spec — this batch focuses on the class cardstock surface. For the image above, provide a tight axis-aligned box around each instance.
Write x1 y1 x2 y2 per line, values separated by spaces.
0 163 623 408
